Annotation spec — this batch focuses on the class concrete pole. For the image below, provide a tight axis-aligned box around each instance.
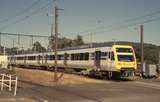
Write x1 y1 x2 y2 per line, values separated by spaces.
0 32 1 47
54 5 58 82
158 51 160 74
90 33 93 47
140 25 144 76
53 0 63 82
3 47 6 56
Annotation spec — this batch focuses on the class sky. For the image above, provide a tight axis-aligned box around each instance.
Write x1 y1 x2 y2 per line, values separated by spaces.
0 0 160 48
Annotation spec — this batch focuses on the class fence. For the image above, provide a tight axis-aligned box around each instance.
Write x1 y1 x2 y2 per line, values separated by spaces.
0 74 18 96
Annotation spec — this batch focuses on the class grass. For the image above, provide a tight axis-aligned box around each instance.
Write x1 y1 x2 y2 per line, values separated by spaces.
14 68 107 86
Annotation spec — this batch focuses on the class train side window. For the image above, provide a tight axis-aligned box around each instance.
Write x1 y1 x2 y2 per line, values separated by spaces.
101 52 107 56
71 54 74 60
79 53 89 60
79 53 83 60
28 56 36 60
58 55 64 60
72 53 80 60
58 55 60 60
64 53 69 60
17 57 24 60
84 53 89 60
49 55 55 60
67 54 71 60
101 52 107 60
75 53 79 60
45 55 48 61
71 53 89 60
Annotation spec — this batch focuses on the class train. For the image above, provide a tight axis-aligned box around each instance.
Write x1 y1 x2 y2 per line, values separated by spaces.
8 44 137 79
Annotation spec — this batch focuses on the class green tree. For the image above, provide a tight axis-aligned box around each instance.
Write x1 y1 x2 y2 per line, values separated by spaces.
72 35 84 47
32 41 46 52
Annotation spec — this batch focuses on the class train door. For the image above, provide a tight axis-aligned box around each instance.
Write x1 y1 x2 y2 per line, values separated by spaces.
42 54 44 64
95 51 101 68
37 55 40 64
64 53 68 66
45 54 48 64
24 56 26 64
111 51 115 68
107 51 115 69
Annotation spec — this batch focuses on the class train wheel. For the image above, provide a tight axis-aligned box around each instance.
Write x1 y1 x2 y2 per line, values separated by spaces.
107 71 112 79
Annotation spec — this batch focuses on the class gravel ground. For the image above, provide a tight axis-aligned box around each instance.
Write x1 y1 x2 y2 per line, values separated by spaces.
0 68 160 102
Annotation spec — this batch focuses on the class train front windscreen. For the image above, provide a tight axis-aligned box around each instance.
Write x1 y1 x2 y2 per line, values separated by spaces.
117 55 134 62
114 46 137 70
116 47 135 62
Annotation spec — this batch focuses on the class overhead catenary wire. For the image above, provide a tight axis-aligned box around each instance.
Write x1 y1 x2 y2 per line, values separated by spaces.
95 16 160 35
0 0 53 31
64 8 160 37
0 32 49 49
0 0 41 24
0 32 49 38
79 16 160 37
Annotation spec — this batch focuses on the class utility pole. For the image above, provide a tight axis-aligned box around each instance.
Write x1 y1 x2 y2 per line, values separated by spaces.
54 5 58 82
13 39 15 48
0 32 1 54
0 32 1 47
30 35 33 47
112 39 116 45
53 0 63 82
3 46 6 56
51 24 54 37
18 34 20 45
140 25 144 76
50 24 54 51
90 33 93 47
159 51 160 74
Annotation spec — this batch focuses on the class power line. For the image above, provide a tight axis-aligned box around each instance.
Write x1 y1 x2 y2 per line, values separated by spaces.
64 16 160 39
0 0 53 31
82 16 160 37
64 8 160 36
0 32 50 49
0 32 49 38
0 0 41 24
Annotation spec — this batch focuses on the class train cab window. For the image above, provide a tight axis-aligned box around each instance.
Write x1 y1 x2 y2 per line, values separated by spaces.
116 48 133 53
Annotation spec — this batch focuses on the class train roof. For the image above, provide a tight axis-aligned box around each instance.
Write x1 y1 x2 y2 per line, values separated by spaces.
8 44 132 57
60 43 112 51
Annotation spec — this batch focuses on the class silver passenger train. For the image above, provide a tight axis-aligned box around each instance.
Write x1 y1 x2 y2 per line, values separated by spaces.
8 44 137 79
